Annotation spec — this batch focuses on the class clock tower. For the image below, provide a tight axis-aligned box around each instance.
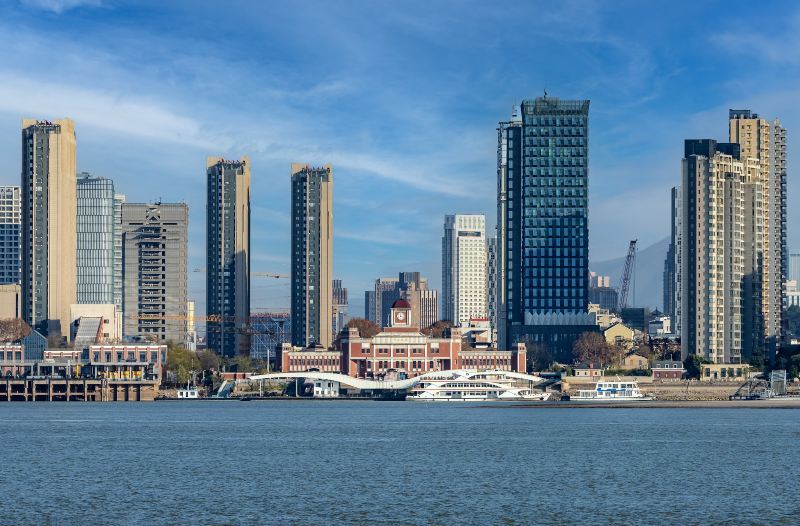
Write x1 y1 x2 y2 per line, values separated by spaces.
389 298 412 328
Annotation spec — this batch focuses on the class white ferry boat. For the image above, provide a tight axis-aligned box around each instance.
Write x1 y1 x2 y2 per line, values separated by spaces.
409 370 551 402
572 380 652 401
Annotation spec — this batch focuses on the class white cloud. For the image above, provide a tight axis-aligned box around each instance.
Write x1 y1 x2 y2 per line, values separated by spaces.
20 0 103 14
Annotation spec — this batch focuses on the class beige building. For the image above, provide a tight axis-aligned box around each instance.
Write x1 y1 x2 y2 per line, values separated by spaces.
21 119 77 342
603 322 635 350
0 284 21 319
206 157 251 357
620 353 648 370
69 304 123 343
729 110 786 362
290 164 333 349
700 363 750 382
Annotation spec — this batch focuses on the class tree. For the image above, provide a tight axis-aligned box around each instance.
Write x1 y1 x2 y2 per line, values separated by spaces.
165 344 196 385
333 317 381 349
230 354 253 372
683 354 707 379
786 305 800 340
526 343 553 372
0 318 31 342
572 331 614 367
422 320 453 338
197 349 221 371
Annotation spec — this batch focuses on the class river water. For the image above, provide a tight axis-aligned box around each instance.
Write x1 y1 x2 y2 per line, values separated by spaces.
1 401 797 525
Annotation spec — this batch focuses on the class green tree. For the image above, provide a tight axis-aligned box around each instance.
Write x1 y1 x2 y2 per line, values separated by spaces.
165 344 196 385
197 349 221 371
683 355 707 379
526 343 553 372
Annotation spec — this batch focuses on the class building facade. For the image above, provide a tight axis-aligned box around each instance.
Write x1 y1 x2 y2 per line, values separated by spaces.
497 97 595 360
332 279 348 340
250 312 291 361
290 164 333 349
0 186 20 285
21 119 77 341
76 173 116 305
676 110 788 365
113 193 125 308
486 236 497 331
206 157 251 357
120 202 188 343
442 214 487 326
663 187 678 321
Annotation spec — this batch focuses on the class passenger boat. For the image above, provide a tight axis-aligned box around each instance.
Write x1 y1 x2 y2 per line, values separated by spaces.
409 370 551 402
572 380 652 401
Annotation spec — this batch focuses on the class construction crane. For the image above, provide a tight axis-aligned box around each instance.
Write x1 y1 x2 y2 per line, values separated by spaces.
126 313 277 335
618 239 637 310
192 268 288 279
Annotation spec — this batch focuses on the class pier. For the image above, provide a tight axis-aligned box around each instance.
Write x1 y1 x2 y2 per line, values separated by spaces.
0 378 159 402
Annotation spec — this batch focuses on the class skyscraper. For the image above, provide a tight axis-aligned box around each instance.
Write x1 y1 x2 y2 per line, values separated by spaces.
76 173 116 305
678 139 750 363
0 186 21 285
370 277 399 326
497 97 595 359
21 119 77 341
663 187 678 321
206 157 251 357
121 202 188 343
486 236 497 330
442 214 487 326
790 252 800 283
290 164 332 349
113 193 125 309
332 279 348 340
728 110 786 361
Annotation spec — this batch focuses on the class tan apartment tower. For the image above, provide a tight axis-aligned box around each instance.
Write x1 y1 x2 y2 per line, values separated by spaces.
206 157 251 357
728 110 787 363
21 119 77 342
290 163 332 349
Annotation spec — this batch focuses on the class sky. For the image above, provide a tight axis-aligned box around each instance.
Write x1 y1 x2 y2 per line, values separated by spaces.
0 0 798 317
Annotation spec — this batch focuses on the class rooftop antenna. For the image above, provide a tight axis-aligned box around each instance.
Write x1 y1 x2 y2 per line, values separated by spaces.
543 88 548 99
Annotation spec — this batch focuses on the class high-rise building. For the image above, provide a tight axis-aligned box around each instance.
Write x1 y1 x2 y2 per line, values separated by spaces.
789 252 800 283
21 119 77 341
370 277 399 326
332 279 348 340
729 110 786 360
364 290 375 321
417 289 439 329
496 97 595 359
663 187 678 322
0 186 21 285
290 164 332 349
76 173 116 305
487 236 497 330
442 214 487 326
113 193 125 309
121 202 188 343
206 157 251 357
678 139 750 363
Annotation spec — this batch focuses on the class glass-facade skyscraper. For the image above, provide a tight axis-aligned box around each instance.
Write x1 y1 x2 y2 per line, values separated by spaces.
497 97 596 360
76 173 115 304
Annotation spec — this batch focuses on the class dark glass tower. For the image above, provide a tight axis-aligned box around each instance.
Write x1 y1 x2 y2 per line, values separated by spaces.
497 97 597 361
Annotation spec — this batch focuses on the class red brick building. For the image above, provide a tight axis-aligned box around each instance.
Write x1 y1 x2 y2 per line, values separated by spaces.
651 360 685 381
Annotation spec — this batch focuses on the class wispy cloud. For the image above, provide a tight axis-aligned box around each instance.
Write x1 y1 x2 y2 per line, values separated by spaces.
20 0 103 14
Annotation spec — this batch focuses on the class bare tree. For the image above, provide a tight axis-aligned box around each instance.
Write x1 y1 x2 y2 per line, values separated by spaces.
0 318 31 343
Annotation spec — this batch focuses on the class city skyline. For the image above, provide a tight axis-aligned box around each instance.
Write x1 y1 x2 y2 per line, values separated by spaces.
0 2 799 318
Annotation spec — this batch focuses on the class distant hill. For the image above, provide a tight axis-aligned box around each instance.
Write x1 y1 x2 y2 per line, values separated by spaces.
590 237 670 311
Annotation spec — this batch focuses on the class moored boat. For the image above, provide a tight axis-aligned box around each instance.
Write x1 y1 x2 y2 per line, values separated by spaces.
572 380 652 401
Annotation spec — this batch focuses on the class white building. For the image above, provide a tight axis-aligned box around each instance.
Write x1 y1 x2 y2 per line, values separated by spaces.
442 214 487 326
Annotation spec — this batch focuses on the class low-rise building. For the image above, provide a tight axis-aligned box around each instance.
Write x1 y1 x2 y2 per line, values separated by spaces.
589 303 618 330
652 360 684 381
648 312 671 337
574 363 604 378
620 353 648 371
700 363 750 382
280 343 343 373
603 322 635 350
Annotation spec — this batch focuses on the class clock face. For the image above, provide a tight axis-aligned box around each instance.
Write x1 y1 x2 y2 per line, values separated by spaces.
397 311 406 321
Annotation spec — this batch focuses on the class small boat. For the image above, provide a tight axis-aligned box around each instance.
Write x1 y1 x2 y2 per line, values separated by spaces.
409 370 551 402
572 380 652 401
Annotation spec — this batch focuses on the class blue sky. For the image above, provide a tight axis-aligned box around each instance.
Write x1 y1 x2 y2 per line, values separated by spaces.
0 0 798 316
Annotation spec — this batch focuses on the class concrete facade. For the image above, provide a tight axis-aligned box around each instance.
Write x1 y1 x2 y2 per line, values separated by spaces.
290 164 333 349
0 186 20 285
442 214 487 326
121 202 188 343
21 119 77 342
206 157 251 357
0 284 21 319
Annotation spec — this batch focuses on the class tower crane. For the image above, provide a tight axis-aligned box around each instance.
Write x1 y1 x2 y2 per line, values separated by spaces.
618 239 637 310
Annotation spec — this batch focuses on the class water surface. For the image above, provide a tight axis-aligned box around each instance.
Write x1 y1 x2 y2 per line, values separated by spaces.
1 401 797 525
